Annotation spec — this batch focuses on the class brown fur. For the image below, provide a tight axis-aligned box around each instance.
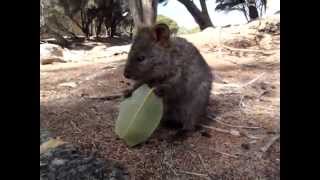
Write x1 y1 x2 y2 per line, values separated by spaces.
123 23 214 137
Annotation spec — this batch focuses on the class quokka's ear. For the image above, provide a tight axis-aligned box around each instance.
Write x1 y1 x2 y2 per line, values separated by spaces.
152 23 171 47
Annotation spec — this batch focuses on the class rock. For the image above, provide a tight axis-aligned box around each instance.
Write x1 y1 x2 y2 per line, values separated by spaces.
40 128 52 145
40 43 66 65
40 139 66 154
89 44 131 59
41 58 67 65
40 144 129 180
40 43 64 59
40 129 129 180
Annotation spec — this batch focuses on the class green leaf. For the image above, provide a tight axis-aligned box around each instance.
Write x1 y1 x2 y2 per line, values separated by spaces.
115 84 163 147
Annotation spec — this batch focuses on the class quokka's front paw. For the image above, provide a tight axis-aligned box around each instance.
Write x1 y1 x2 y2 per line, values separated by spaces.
154 87 165 97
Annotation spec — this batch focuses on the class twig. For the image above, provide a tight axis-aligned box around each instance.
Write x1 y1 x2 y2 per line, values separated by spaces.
207 114 261 129
200 125 237 136
214 119 261 129
214 74 228 84
179 170 210 179
212 150 239 158
240 131 263 140
163 150 178 176
239 94 246 108
70 120 82 133
198 154 211 177
198 154 207 170
241 72 265 88
87 94 122 101
164 162 178 176
200 124 262 140
260 134 280 153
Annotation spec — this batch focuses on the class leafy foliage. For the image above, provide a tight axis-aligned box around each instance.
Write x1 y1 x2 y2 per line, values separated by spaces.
40 0 134 43
159 0 214 30
215 0 267 22
177 26 201 34
156 15 179 34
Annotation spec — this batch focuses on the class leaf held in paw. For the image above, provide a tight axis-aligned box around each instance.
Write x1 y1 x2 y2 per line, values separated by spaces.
115 84 163 147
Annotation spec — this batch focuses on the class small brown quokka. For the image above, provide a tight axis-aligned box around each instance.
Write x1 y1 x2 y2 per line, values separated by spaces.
123 23 214 138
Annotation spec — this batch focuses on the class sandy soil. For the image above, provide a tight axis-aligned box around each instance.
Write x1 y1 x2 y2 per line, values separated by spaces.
40 16 280 180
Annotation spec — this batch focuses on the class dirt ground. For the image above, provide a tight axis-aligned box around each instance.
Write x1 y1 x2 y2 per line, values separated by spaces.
40 18 280 180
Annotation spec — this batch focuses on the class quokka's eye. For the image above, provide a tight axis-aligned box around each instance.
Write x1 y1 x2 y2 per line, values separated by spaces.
137 56 145 62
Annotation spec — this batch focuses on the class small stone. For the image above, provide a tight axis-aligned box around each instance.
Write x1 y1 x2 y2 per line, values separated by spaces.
52 158 66 166
230 129 240 136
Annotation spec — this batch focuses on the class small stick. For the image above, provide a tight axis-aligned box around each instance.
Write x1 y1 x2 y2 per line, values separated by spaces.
198 154 210 176
200 125 237 135
214 74 228 84
87 94 122 101
240 131 263 140
260 134 280 153
198 154 207 170
208 112 260 130
70 120 82 133
241 72 265 88
213 150 239 158
164 162 178 176
214 119 261 129
200 124 262 139
179 170 210 179
239 94 246 108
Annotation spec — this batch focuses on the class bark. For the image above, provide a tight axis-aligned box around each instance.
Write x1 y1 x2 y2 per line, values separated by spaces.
129 0 157 29
247 0 259 20
177 0 214 30
248 5 259 20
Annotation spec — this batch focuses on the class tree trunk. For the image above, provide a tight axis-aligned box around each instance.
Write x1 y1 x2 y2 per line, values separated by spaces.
96 19 102 38
199 0 213 26
129 23 133 39
80 10 90 38
129 0 158 29
177 0 214 30
248 6 258 20
247 0 259 20
45 26 70 48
